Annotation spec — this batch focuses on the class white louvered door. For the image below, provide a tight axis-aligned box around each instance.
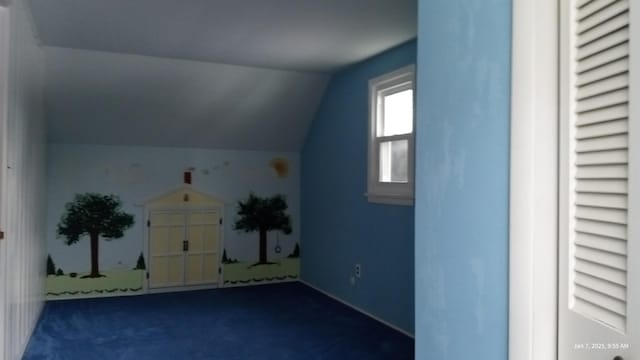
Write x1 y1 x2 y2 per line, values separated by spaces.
559 0 637 359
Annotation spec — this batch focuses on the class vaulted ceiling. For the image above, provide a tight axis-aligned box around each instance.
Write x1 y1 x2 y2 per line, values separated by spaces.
28 0 417 151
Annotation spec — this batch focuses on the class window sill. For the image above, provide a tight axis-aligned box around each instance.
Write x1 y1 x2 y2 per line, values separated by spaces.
365 193 414 206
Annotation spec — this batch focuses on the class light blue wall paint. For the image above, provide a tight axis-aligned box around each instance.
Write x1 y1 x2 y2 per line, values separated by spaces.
415 1 511 359
301 41 416 334
46 144 300 273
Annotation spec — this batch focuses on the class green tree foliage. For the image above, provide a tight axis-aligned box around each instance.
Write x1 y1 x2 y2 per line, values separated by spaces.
46 254 56 276
234 193 292 266
56 268 64 276
134 252 146 270
57 193 134 278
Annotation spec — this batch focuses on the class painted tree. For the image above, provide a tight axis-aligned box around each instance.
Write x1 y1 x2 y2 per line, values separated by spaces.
234 193 292 266
287 243 300 259
134 252 146 270
57 193 134 278
46 254 56 276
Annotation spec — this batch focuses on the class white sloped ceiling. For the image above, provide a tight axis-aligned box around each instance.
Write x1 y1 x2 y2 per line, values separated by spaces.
45 47 330 151
29 0 416 151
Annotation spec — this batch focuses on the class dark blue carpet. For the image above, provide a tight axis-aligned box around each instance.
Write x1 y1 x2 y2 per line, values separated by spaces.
23 282 414 360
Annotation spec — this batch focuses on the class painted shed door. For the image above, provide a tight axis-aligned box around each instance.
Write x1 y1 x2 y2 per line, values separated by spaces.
558 0 638 359
149 212 187 288
184 210 220 285
148 210 220 288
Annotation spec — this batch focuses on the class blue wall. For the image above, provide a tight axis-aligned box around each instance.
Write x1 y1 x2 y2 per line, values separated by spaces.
301 41 416 334
415 1 511 359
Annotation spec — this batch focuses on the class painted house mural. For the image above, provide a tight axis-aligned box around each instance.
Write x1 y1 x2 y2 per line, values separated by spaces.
46 144 300 299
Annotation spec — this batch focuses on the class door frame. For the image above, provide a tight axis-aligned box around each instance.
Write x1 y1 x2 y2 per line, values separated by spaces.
144 205 224 294
0 4 8 360
509 0 559 360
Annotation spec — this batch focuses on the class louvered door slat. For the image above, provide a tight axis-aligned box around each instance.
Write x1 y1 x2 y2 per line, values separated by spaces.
575 244 627 270
577 58 628 87
576 192 627 209
577 73 629 99
576 231 628 252
577 42 628 73
576 149 628 165
575 133 628 152
578 0 629 34
574 285 626 316
575 258 627 286
577 12 629 46
576 119 628 139
576 164 627 178
577 27 628 60
576 88 628 112
569 0 630 334
576 103 628 125
575 219 627 240
576 179 628 193
578 0 622 20
575 272 627 301
576 206 628 224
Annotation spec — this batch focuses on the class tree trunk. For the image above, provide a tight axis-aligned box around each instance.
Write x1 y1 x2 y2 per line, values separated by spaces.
89 232 100 277
259 228 268 263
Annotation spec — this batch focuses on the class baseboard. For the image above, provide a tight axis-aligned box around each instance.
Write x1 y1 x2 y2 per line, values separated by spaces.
18 296 46 359
298 280 414 339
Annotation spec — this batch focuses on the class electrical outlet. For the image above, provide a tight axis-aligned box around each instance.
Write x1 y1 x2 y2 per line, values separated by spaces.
355 264 361 278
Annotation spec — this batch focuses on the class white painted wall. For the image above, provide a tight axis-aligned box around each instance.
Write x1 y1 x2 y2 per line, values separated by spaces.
46 144 300 275
0 1 47 359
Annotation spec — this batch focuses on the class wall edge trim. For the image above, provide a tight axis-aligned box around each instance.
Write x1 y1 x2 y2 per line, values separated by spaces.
299 280 414 339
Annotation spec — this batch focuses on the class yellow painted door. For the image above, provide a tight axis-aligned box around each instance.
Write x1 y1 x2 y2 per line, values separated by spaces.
184 210 220 285
148 212 186 288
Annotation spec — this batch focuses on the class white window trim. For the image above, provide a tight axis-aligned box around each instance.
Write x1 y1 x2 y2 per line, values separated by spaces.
509 0 559 360
367 64 415 206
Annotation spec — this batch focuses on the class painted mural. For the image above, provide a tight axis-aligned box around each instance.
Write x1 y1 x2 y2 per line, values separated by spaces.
47 193 143 297
223 193 300 285
46 145 300 299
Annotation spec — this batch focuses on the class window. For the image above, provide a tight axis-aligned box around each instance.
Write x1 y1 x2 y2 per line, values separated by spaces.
367 65 415 205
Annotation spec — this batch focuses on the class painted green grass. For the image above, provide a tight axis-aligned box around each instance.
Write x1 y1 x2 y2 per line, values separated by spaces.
223 258 299 285
46 269 144 298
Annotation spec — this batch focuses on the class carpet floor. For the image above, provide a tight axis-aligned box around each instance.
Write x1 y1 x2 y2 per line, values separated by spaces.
22 282 414 360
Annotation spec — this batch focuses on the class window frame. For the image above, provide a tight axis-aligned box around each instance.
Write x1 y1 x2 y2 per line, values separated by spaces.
367 64 416 206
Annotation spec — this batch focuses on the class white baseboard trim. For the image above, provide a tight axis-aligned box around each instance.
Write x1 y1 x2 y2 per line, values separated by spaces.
299 280 414 339
18 299 45 360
